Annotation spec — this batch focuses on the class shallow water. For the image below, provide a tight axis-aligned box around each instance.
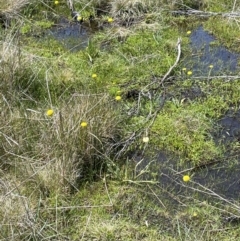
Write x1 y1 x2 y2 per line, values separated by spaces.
216 109 240 143
169 109 240 200
185 26 240 76
49 18 90 51
136 109 240 202
49 19 240 200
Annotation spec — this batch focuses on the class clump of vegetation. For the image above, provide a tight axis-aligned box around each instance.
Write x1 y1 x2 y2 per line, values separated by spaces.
0 0 29 17
1 0 240 239
151 102 221 163
204 16 240 52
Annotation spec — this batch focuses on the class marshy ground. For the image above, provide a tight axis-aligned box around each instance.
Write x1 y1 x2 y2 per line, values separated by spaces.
0 0 240 240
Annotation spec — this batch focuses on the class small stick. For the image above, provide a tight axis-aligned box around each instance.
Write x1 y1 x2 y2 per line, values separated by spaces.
159 38 182 85
147 184 166 209
80 212 92 241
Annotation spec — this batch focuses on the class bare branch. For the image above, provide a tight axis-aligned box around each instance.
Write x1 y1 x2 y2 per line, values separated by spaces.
172 10 240 18
160 38 182 85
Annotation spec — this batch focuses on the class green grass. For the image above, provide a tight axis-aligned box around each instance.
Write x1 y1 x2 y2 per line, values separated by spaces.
1 0 240 240
151 79 240 164
204 17 240 52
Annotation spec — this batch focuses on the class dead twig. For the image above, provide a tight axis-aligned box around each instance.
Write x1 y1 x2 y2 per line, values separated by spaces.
172 10 240 18
46 204 113 210
80 211 92 241
191 75 240 81
176 159 222 175
147 184 166 209
159 38 182 85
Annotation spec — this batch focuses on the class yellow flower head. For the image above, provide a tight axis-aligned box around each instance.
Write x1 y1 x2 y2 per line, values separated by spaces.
77 16 83 21
187 71 192 76
54 1 59 5
46 109 54 116
92 73 97 78
182 67 187 71
209 64 213 69
107 17 114 23
115 95 121 101
143 137 149 143
187 30 191 35
80 121 88 127
183 175 190 182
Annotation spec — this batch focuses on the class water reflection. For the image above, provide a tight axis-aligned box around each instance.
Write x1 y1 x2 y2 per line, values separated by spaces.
50 18 89 52
185 26 239 76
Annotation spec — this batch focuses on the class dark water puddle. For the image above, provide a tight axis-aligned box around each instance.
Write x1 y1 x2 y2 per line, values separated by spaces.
136 108 240 202
179 85 205 100
193 159 240 199
184 26 240 76
49 18 91 51
216 109 240 143
191 111 240 200
139 151 240 208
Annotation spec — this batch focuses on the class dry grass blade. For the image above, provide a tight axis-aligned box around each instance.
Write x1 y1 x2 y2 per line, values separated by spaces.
0 0 29 17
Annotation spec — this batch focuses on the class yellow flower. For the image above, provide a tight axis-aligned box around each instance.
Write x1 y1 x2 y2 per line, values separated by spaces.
80 121 88 127
193 212 198 217
77 16 83 21
92 73 97 78
115 95 121 101
182 68 186 71
116 90 121 95
46 109 54 116
54 1 59 5
209 65 213 69
187 71 192 76
107 17 114 23
143 137 149 143
187 30 191 35
183 175 190 182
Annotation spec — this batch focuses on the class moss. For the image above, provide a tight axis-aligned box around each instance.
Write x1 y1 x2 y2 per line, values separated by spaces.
151 102 221 163
64 182 170 240
151 79 240 164
204 17 240 52
204 0 238 12
2 0 240 240
92 26 179 89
